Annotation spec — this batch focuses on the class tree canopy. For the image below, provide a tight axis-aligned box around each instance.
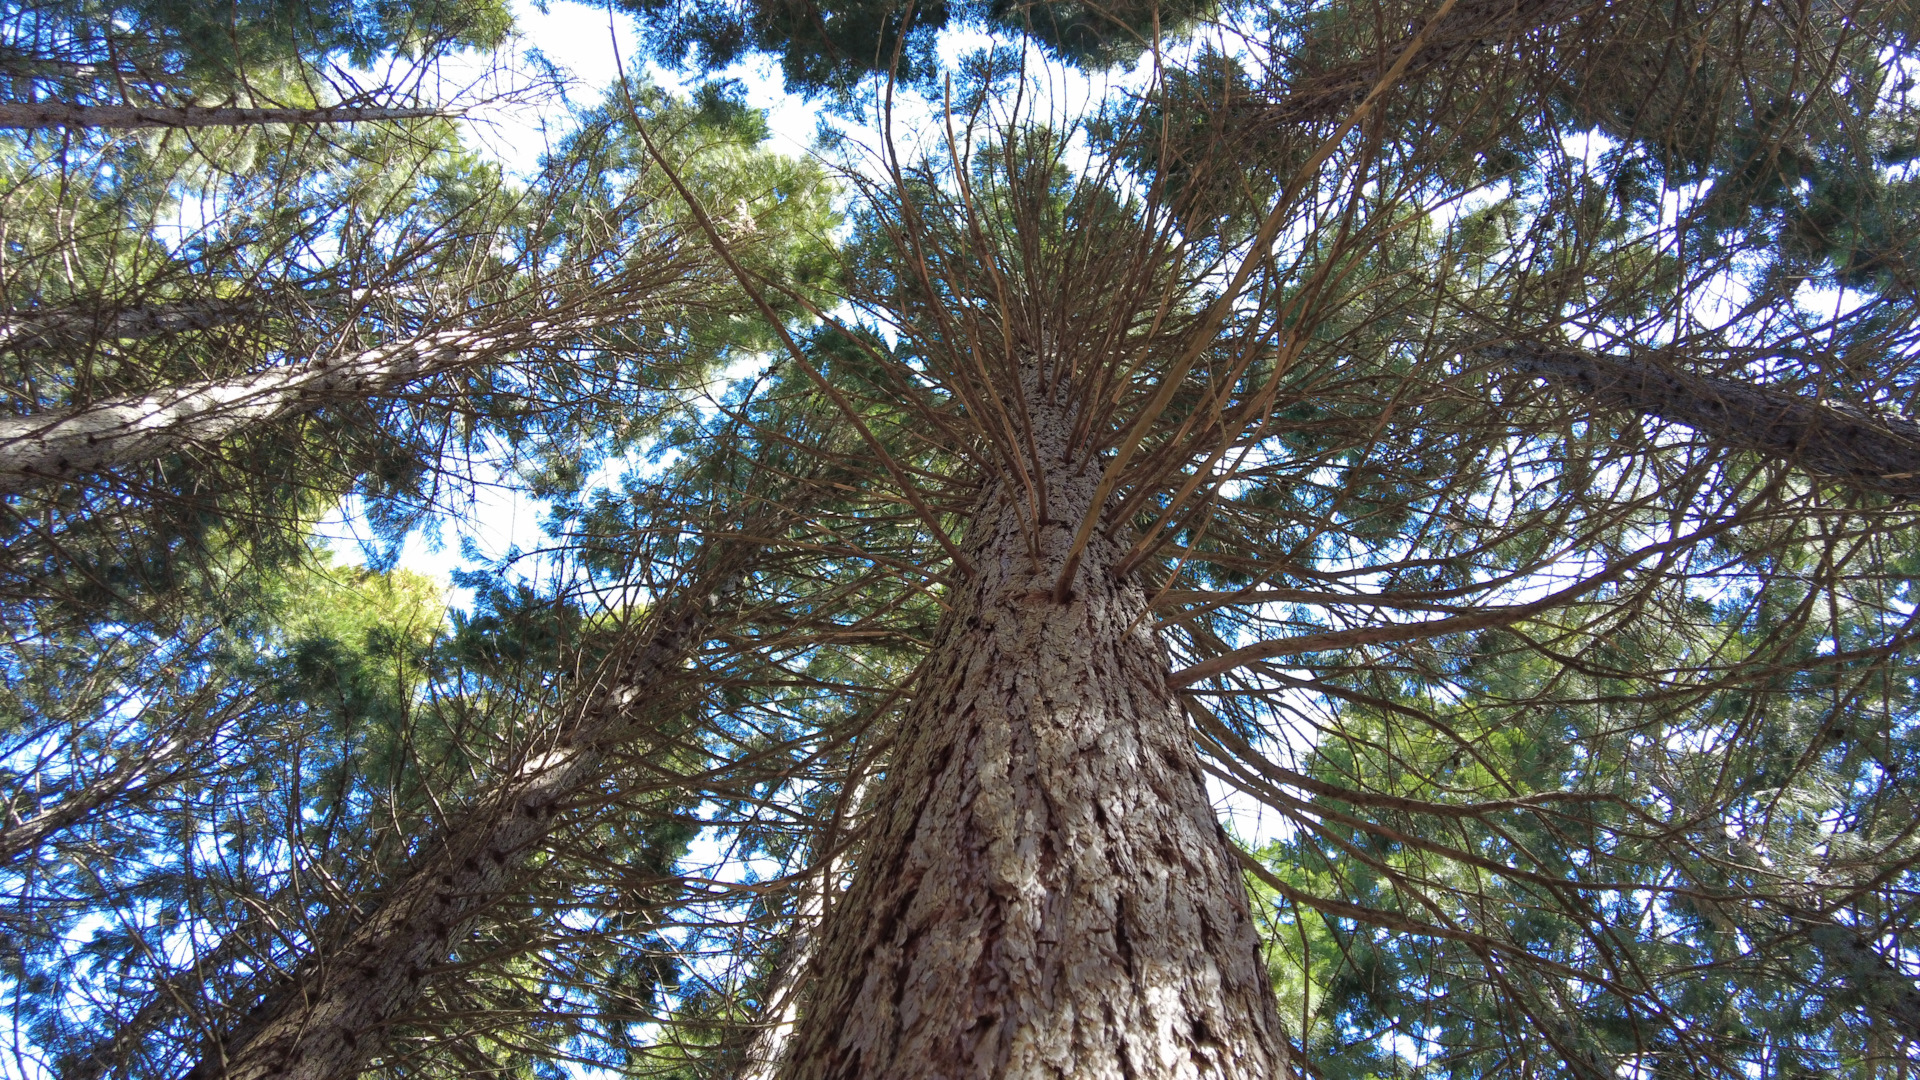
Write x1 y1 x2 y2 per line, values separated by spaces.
7 0 1920 1078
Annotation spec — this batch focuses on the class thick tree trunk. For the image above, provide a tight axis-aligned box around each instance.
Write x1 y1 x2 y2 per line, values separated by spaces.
780 384 1287 1080
0 321 560 493
182 557 749 1080
741 859 840 1080
1487 341 1920 498
0 102 446 130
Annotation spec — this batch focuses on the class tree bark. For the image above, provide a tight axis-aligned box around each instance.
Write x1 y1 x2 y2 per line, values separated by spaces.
0 320 562 493
740 772 871 1080
779 382 1287 1080
1486 340 1920 498
181 552 751 1080
0 103 446 130
0 300 257 351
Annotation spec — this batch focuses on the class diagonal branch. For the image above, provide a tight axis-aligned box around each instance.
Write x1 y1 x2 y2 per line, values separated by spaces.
1486 340 1920 499
0 318 581 493
0 102 448 130
0 300 257 351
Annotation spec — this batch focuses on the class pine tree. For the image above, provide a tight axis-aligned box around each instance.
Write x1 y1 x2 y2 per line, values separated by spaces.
15 1 1920 1078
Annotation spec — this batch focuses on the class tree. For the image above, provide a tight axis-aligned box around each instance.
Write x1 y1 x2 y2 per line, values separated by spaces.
627 0 1920 1075
0 3 841 1076
15 0 1920 1078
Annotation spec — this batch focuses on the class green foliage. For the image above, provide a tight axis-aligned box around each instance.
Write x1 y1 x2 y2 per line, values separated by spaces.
4 0 510 83
1245 562 1920 1076
621 0 1216 96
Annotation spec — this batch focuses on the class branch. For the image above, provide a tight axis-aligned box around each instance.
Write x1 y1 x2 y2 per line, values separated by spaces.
1186 696 1623 820
1169 519 1723 686
1263 0 1590 123
0 102 449 130
0 299 256 351
1229 845 1630 993
0 319 578 493
1488 340 1920 498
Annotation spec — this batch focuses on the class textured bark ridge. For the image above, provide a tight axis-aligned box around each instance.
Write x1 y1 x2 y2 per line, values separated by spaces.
1486 341 1920 498
780 385 1287 1080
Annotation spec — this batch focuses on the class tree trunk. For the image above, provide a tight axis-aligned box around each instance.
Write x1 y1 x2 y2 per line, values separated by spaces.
182 554 750 1080
740 772 871 1080
1486 341 1920 498
0 321 561 493
0 102 446 130
0 732 193 865
779 382 1287 1080
0 299 257 351
741 854 842 1080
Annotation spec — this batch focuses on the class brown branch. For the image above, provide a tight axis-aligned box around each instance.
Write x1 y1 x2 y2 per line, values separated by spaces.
625 109 975 580
1054 0 1465 602
0 102 448 130
1229 845 1631 994
1169 517 1728 686
1488 340 1920 499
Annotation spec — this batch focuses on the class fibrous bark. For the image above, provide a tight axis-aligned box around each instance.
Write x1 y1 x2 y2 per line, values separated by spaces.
1486 340 1920 498
780 381 1286 1080
0 320 564 493
0 102 445 130
183 551 752 1080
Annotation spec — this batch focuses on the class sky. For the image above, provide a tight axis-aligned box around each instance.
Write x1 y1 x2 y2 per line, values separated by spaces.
455 0 824 172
